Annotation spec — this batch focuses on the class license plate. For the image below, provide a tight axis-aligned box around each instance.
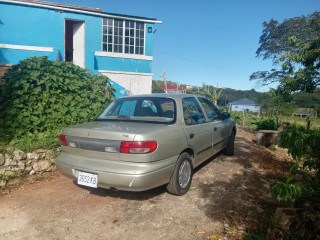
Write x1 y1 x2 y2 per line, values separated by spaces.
77 171 98 188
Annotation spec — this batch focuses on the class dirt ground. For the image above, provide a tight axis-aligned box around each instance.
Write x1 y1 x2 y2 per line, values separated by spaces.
0 127 292 240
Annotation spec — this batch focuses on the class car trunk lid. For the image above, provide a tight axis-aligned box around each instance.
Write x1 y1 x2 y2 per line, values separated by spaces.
60 121 163 161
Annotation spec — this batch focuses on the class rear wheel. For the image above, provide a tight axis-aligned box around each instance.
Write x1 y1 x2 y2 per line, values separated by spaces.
224 130 235 156
167 152 193 196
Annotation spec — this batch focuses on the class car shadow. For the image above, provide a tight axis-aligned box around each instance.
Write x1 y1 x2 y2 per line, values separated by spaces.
74 182 167 200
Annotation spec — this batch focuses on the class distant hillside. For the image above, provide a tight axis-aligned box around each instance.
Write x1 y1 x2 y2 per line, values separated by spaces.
152 80 267 106
152 80 320 112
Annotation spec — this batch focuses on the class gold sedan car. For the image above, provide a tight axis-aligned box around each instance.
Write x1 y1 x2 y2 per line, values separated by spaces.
56 94 236 195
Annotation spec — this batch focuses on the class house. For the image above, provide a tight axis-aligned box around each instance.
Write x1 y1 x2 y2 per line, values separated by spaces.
0 0 161 98
229 98 260 113
293 108 316 118
160 83 186 94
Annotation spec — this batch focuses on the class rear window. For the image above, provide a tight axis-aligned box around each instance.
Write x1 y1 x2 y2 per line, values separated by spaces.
97 97 176 123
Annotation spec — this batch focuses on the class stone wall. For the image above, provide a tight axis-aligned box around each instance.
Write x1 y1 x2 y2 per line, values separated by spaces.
253 130 279 148
0 149 57 187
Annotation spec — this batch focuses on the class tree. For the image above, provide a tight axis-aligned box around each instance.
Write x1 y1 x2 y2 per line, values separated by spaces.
202 83 223 106
250 12 320 94
152 80 165 93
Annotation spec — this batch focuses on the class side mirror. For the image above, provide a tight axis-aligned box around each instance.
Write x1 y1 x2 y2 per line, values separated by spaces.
221 112 230 120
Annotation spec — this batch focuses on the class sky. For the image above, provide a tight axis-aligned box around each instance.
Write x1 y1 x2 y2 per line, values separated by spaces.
53 0 319 92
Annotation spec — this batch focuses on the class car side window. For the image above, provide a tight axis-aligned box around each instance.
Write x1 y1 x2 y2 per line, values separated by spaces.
182 97 206 125
198 97 221 122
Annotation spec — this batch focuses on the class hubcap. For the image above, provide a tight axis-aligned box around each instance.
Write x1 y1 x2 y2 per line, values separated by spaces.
178 160 191 188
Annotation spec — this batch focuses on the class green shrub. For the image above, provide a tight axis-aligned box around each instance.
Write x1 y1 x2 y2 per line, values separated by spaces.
0 56 114 148
270 177 303 205
271 124 320 205
250 116 280 130
279 124 320 164
230 111 242 124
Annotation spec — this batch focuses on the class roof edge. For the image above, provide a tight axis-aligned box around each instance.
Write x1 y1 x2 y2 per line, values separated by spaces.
1 0 162 24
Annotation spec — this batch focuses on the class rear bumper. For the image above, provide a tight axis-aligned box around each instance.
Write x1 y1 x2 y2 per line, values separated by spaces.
56 153 177 192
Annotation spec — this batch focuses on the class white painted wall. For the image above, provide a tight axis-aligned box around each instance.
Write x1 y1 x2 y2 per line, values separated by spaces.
231 104 260 113
100 71 152 95
73 22 85 68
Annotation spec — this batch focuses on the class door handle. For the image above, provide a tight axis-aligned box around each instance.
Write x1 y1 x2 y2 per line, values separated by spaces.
190 133 195 139
214 127 218 131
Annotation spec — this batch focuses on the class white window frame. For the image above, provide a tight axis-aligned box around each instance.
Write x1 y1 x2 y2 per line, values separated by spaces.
134 22 145 55
102 18 145 56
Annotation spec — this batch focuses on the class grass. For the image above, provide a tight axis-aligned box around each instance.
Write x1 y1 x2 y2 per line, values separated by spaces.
279 115 320 129
0 130 60 154
233 111 320 130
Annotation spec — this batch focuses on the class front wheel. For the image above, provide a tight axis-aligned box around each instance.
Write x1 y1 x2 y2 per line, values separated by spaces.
224 130 235 156
167 152 193 196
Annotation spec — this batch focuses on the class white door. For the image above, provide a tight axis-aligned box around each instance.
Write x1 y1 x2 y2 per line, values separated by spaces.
73 22 85 68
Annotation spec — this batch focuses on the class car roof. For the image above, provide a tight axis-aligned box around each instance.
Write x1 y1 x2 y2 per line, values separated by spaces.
118 93 205 100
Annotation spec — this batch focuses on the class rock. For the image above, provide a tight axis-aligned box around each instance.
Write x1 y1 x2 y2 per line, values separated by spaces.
46 164 57 172
45 150 55 160
25 166 32 172
10 167 23 172
4 171 15 177
4 153 11 160
13 149 27 161
35 149 47 158
274 208 299 230
0 180 6 188
35 149 47 153
27 152 40 161
17 161 26 171
0 154 4 166
29 169 36 175
4 158 17 166
253 130 278 148
33 160 51 172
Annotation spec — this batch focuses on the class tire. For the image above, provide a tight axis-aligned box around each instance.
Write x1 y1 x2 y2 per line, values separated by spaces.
167 152 193 196
224 130 235 156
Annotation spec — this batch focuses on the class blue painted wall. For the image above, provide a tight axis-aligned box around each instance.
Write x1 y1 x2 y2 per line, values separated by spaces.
0 2 102 67
0 2 155 75
145 23 154 56
95 56 152 73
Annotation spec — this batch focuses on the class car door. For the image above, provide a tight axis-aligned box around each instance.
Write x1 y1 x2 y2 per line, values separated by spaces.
182 97 212 167
197 97 230 156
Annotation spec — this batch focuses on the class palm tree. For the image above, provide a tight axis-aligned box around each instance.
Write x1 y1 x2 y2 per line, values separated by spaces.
202 83 223 106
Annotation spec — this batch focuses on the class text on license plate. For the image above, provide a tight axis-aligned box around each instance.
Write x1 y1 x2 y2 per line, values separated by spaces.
77 171 98 188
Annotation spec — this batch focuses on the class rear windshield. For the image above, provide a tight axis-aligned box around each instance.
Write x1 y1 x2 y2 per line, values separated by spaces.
97 97 176 123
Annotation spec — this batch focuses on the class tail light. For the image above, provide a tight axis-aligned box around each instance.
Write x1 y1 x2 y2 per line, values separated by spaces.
59 134 67 146
120 141 157 154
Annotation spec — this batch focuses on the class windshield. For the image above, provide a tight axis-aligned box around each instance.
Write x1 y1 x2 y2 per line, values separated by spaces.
97 97 176 123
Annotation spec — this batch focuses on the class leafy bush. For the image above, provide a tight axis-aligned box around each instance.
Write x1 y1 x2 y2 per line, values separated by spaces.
270 176 303 205
268 124 320 239
271 124 320 205
250 116 280 130
0 56 114 148
230 111 242 124
279 124 320 167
